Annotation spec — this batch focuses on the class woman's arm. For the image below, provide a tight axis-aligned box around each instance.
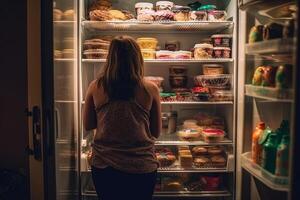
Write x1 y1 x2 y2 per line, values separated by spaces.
83 81 97 131
149 83 162 139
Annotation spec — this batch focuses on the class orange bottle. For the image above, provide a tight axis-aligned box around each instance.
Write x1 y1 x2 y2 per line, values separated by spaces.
252 122 266 165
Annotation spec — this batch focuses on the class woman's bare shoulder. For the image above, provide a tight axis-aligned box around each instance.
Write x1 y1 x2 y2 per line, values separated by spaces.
143 79 160 96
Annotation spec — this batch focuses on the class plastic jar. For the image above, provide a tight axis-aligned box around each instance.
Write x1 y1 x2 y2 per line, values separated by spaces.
213 47 231 58
135 2 154 15
189 11 207 21
156 1 174 11
194 43 214 59
137 37 158 50
208 10 227 21
172 6 191 21
141 49 156 59
211 34 232 47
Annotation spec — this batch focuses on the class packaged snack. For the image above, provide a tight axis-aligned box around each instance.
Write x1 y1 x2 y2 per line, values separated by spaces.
141 49 156 59
207 10 227 21
189 11 207 21
213 47 231 58
172 6 191 21
156 1 174 11
194 43 213 59
83 39 110 50
211 34 232 47
137 37 158 50
135 2 154 15
165 40 180 51
203 64 224 75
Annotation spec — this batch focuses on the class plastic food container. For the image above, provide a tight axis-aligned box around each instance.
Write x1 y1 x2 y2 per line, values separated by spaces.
154 10 175 21
144 76 164 90
135 2 154 15
137 37 158 50
177 129 201 141
141 49 156 59
194 43 213 59
192 87 211 101
174 51 192 59
83 39 110 50
211 34 232 47
202 128 225 143
160 93 177 102
174 91 193 101
189 11 207 21
137 9 156 21
172 6 191 21
195 74 232 89
156 50 174 59
203 64 224 75
197 5 216 11
169 75 188 88
208 10 227 21
169 66 187 76
213 47 231 58
156 1 174 10
83 49 108 59
165 40 180 51
212 90 233 101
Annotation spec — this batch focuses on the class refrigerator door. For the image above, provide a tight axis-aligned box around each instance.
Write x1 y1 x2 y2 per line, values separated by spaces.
28 0 79 200
237 1 298 200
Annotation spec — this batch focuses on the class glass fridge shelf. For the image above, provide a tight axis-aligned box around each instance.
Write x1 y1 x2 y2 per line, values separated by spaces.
245 38 294 55
158 166 231 173
54 58 75 62
82 58 234 64
82 190 231 198
241 152 289 192
161 101 234 105
156 134 233 146
245 84 294 103
82 20 233 32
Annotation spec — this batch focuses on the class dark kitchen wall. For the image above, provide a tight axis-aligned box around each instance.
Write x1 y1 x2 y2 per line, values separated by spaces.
0 1 29 200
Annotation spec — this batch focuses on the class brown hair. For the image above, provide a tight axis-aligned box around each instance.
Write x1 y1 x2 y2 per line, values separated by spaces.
97 35 144 100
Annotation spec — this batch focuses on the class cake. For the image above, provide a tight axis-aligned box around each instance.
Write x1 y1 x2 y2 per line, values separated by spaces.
192 146 208 156
194 156 210 167
211 155 226 167
207 146 223 155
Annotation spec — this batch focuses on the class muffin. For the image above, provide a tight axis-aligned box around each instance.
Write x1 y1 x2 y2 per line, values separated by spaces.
194 156 210 167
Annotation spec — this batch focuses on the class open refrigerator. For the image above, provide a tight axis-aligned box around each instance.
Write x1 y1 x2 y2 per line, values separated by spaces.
27 0 298 199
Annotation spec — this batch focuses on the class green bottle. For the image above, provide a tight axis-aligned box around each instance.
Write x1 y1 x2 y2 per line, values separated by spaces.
275 135 290 176
262 133 278 174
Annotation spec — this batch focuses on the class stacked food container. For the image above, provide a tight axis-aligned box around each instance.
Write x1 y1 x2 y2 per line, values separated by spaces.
76 0 237 199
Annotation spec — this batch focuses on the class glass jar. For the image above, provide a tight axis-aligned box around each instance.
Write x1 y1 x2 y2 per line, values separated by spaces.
194 43 213 59
172 6 191 21
156 1 174 11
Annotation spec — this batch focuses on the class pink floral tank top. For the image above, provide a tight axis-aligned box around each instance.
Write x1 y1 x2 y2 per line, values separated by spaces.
91 99 159 173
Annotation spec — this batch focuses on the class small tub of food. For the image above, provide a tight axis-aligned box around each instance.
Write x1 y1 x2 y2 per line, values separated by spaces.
174 51 192 59
83 39 110 50
203 64 224 75
211 90 233 101
144 76 164 90
191 87 211 101
211 34 232 47
135 2 154 15
169 66 187 76
160 93 177 102
202 128 225 143
137 37 158 50
194 43 213 59
154 10 175 21
83 49 108 59
169 75 188 88
208 10 227 21
213 47 231 58
195 74 232 89
165 40 180 51
189 11 207 21
172 6 191 21
141 49 156 59
178 129 201 141
156 50 174 59
156 1 174 10
137 9 156 21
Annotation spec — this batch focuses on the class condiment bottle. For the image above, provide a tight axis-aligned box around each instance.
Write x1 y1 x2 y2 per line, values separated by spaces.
275 135 290 176
262 133 278 174
252 122 266 165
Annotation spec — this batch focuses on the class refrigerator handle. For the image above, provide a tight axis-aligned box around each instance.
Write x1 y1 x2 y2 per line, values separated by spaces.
26 106 42 160
54 108 60 140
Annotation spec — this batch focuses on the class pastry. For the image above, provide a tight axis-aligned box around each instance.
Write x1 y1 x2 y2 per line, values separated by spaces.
121 10 135 20
137 10 156 21
89 0 112 11
163 181 183 191
63 9 75 21
54 50 63 59
89 10 112 21
63 37 74 49
211 155 226 167
155 148 176 167
207 146 222 155
108 10 127 21
192 146 208 156
53 9 63 21
178 146 190 151
62 49 74 58
194 156 210 167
